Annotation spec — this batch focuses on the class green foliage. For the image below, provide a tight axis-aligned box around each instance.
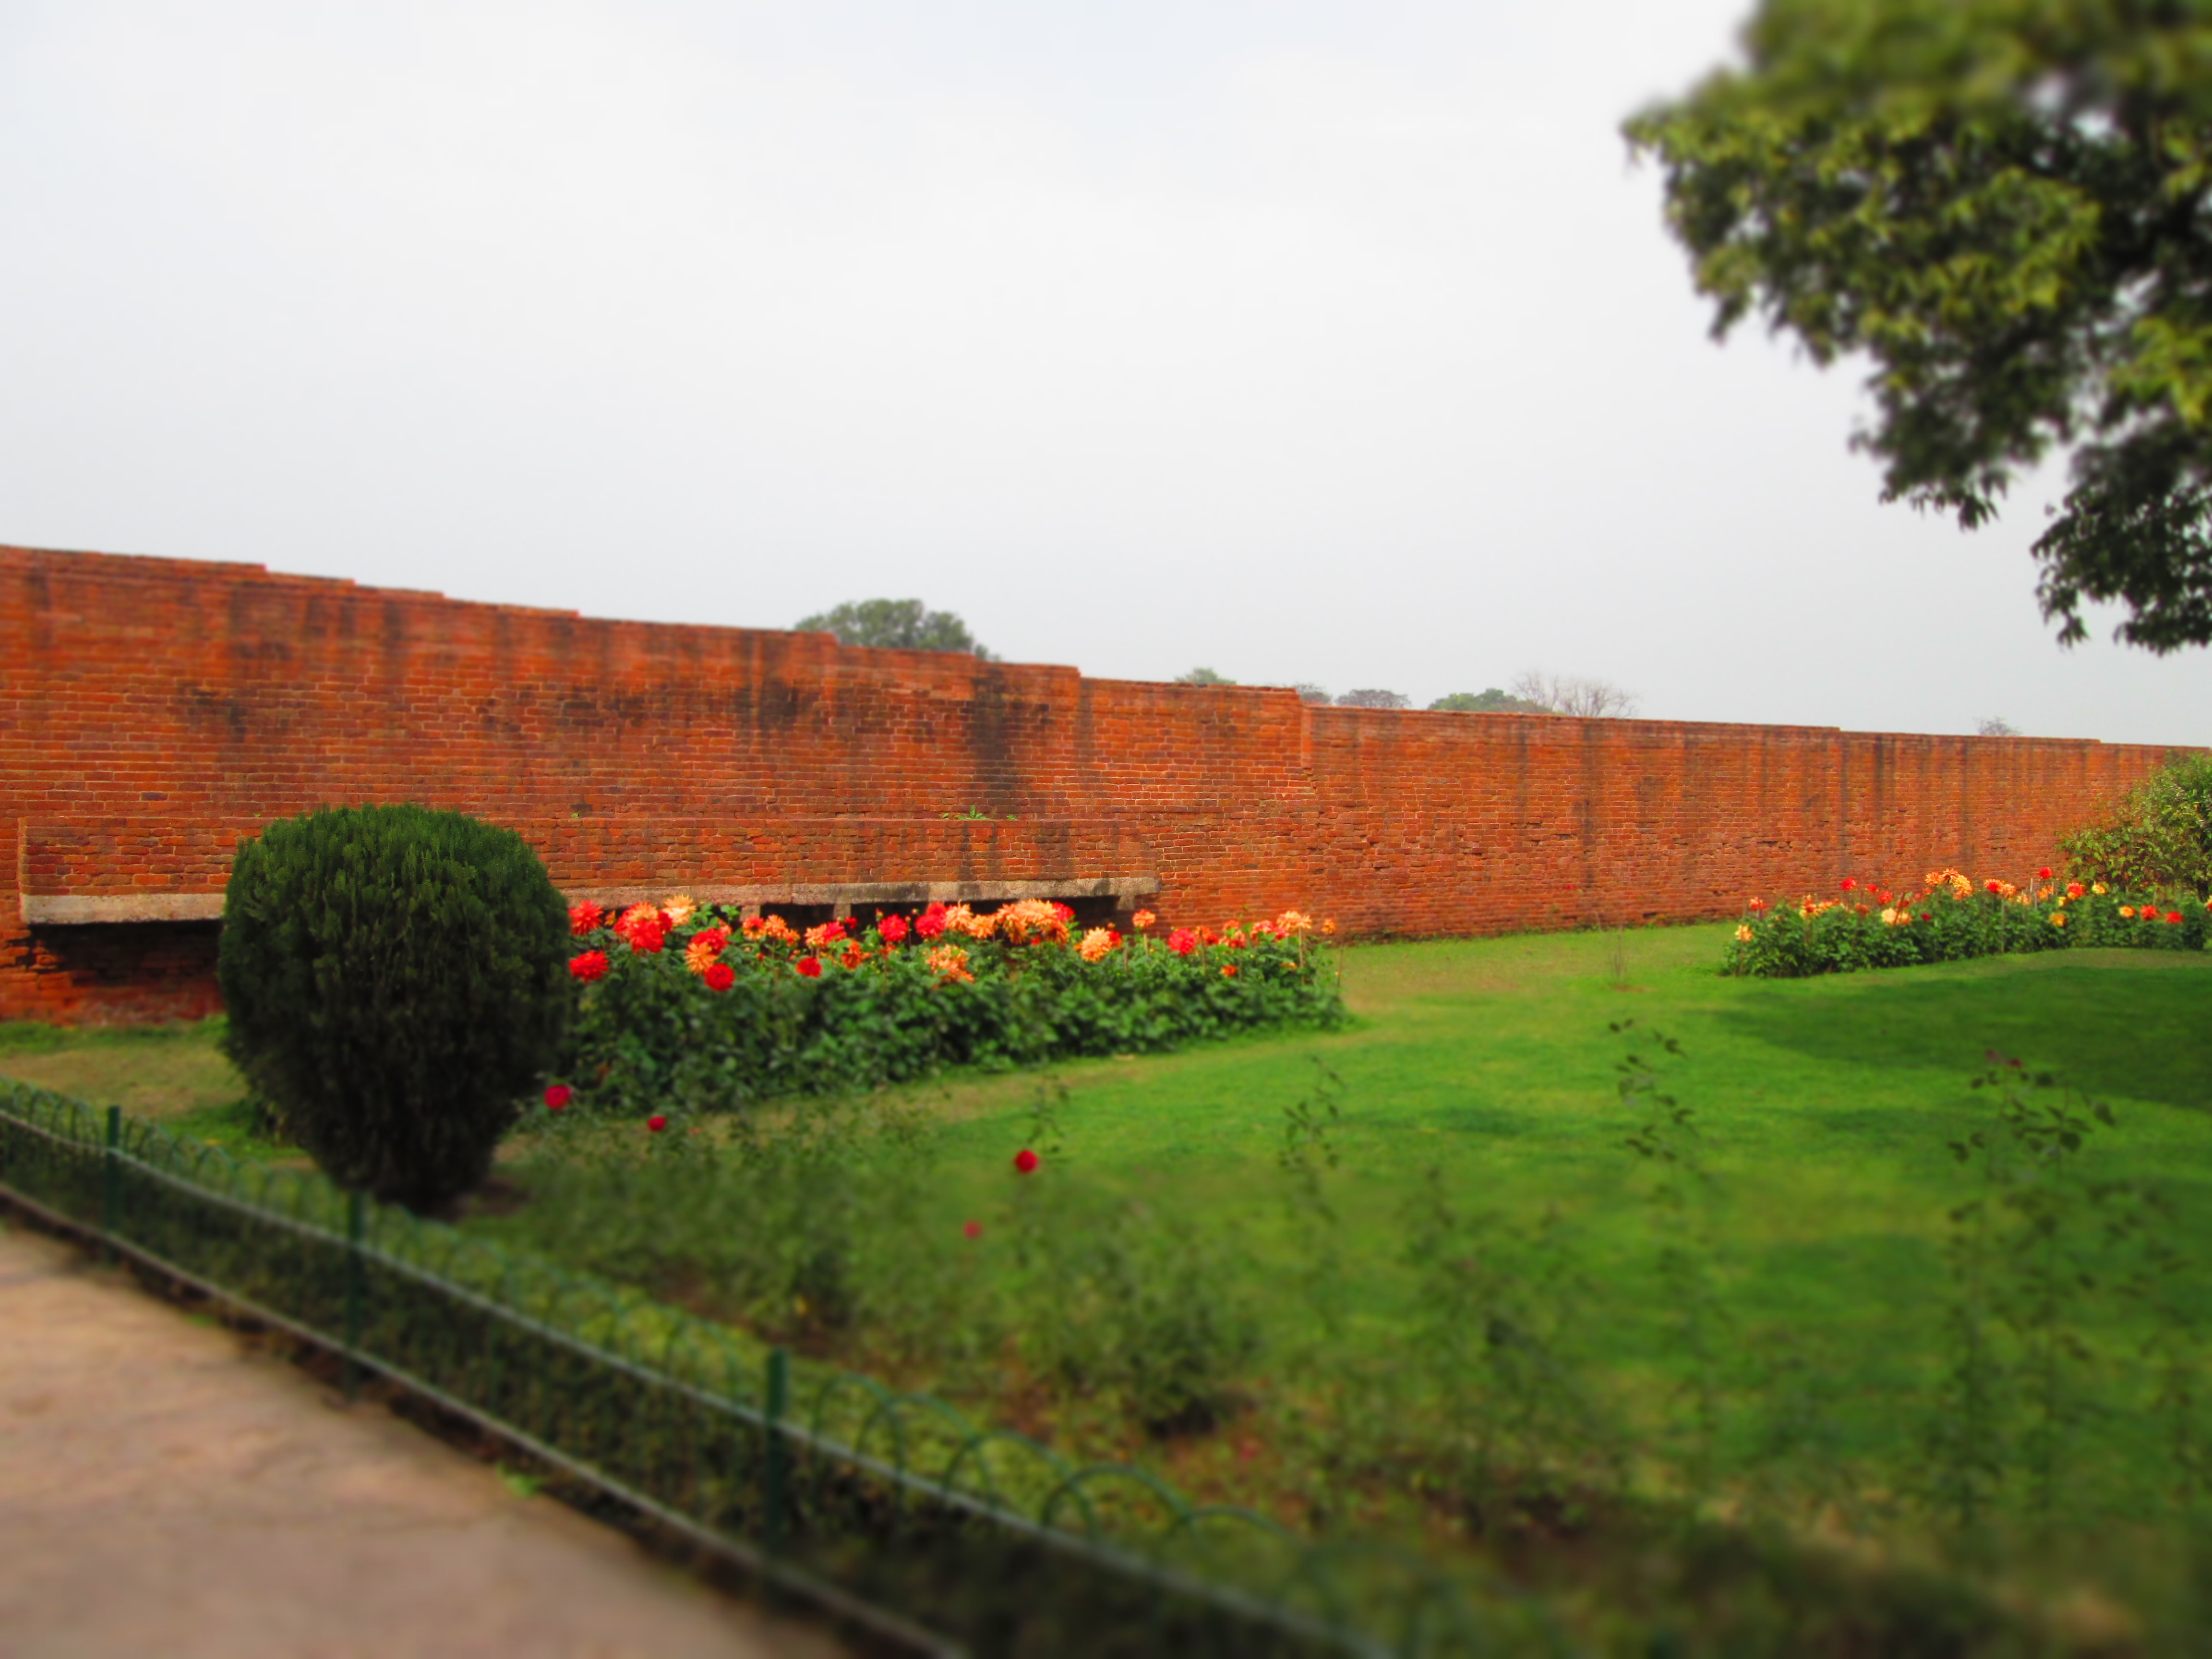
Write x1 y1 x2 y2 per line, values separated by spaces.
795 597 994 658
217 805 569 1208
560 908 1344 1118
1428 688 1551 714
1725 874 2208 976
1626 1 2212 650
2061 754 2212 898
1174 666 1235 685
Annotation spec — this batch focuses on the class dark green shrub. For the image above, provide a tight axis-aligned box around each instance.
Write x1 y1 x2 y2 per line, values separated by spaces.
217 805 570 1208
2062 754 2212 900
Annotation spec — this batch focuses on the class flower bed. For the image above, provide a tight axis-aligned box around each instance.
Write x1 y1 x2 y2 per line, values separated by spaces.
556 897 1343 1114
1724 867 2212 978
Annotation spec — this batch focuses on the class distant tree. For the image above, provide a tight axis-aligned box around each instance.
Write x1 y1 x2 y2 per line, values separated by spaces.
796 599 994 659
1430 688 1554 714
1292 683 1333 705
1176 667 1237 686
1335 689 1412 709
1510 672 1640 719
1977 716 2021 737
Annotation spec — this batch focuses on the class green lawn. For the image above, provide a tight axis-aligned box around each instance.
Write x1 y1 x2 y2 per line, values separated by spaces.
8 926 2212 1636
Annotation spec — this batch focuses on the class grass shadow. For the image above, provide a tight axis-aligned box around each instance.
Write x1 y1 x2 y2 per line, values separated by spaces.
1716 957 2212 1109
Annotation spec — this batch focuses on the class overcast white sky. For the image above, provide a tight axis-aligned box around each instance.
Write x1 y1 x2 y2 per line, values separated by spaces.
6 0 2210 744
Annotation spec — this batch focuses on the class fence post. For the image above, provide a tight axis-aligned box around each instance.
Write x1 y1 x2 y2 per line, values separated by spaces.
343 1189 366 1403
101 1105 121 1256
764 1346 791 1556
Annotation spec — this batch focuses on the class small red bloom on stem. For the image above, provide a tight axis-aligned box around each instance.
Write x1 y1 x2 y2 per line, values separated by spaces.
2038 867 2055 880
703 962 735 992
963 1219 983 1240
630 923 665 954
1167 927 1198 956
569 950 610 982
1986 880 2003 894
1013 1148 1039 1175
647 1115 668 1132
796 956 823 978
878 914 910 944
1051 902 1075 924
1841 878 1856 891
544 1085 571 1111
2168 911 2185 925
568 901 604 936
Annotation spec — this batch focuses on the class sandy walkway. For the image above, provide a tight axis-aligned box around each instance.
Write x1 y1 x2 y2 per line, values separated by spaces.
0 1222 846 1659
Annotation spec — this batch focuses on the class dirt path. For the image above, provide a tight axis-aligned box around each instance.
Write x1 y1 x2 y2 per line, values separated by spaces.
0 1221 847 1659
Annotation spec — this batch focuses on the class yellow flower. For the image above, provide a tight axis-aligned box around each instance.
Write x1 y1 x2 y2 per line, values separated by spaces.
925 944 974 983
1274 910 1313 935
1879 907 1897 926
2093 882 2108 895
2120 906 2136 919
662 893 697 926
2050 912 2067 927
1735 924 1754 943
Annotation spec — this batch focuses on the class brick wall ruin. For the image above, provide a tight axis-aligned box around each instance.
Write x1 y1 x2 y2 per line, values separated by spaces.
0 544 2183 1022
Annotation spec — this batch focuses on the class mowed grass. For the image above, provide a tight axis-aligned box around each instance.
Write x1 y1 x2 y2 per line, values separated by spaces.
6 925 2210 1504
848 924 2212 1502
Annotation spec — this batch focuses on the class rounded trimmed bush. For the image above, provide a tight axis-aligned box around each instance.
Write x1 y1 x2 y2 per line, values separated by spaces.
217 805 570 1209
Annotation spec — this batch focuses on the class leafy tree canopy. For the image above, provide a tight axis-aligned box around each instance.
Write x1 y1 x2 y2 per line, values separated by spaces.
1626 0 2212 651
1176 666 1237 685
1430 687 1555 714
797 598 994 658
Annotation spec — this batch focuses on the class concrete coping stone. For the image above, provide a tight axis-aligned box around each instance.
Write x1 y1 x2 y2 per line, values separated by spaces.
22 876 1162 927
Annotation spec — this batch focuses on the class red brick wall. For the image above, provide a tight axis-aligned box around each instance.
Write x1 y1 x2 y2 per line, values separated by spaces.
0 544 2185 1022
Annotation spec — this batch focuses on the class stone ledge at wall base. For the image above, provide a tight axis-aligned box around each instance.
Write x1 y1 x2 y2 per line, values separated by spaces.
16 877 1163 929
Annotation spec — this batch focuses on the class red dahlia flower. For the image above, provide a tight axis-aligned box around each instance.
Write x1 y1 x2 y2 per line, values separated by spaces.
915 907 947 940
1013 1148 1040 1174
568 901 604 936
1985 880 2003 894
1222 963 1239 977
879 914 910 944
2038 867 2055 880
796 956 823 978
703 962 735 992
1051 902 1075 924
569 950 610 982
1168 927 1198 956
841 944 865 969
544 1085 572 1111
963 1220 982 1240
630 924 665 954
647 1115 668 1132
1841 878 1856 891
2168 911 2185 925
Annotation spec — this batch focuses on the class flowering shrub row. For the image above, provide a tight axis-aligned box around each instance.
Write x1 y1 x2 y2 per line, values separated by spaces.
554 896 1344 1115
1724 867 2212 978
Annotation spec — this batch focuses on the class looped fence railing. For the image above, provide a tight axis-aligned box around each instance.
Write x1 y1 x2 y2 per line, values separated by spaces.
0 1081 1553 1658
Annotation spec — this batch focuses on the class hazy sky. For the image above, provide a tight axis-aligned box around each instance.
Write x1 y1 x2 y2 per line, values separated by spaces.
7 0 2211 744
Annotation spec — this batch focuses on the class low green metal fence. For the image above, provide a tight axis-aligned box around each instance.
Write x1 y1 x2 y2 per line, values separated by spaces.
0 1082 1563 1658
